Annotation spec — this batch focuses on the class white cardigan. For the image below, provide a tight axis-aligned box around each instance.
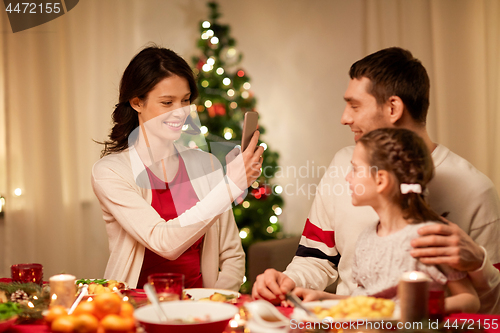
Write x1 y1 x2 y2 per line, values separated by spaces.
91 143 245 290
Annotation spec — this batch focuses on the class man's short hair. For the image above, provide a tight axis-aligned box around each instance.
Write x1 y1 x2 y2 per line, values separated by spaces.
349 47 430 124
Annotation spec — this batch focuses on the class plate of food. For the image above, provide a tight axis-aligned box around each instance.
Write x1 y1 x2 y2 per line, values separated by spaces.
183 288 240 302
76 279 128 297
0 302 21 333
291 296 400 323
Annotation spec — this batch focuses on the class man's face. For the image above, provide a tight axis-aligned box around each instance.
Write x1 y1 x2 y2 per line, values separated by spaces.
341 77 392 142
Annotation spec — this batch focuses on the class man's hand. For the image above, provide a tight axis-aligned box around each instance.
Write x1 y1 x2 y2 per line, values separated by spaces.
252 269 296 304
410 219 485 272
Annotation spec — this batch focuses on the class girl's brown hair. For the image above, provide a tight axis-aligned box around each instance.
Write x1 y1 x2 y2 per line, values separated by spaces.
358 128 443 223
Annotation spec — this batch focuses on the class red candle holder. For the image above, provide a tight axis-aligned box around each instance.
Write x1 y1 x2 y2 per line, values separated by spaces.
11 263 43 285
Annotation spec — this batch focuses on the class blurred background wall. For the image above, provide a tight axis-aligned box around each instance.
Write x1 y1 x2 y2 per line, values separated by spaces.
0 0 499 279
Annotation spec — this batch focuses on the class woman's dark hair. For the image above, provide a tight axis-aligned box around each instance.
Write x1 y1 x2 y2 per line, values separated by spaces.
349 47 430 124
100 45 199 157
358 128 443 223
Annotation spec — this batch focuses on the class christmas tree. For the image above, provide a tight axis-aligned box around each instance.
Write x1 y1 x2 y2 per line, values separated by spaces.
191 1 285 292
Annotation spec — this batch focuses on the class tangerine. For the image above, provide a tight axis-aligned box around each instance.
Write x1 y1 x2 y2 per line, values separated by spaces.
93 293 122 319
51 316 75 333
121 317 136 331
100 314 129 332
119 302 134 318
44 305 68 324
74 313 99 333
73 301 97 317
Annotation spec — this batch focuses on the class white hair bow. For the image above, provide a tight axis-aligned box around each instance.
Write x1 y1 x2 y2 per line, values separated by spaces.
400 183 422 194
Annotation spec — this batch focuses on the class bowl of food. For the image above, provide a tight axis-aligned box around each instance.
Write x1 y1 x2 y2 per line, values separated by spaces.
0 302 21 333
76 279 128 299
134 300 238 333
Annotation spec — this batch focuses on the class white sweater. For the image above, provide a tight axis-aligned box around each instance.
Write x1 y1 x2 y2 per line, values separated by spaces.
285 144 500 314
91 143 245 290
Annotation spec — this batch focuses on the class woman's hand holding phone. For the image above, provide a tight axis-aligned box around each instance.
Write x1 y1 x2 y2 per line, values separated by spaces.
226 131 264 190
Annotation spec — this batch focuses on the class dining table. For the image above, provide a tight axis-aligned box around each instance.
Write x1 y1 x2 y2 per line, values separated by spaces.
1 278 499 333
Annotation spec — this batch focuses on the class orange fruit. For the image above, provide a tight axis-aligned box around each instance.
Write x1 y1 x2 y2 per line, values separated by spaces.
122 317 136 331
100 314 129 332
44 306 68 324
93 293 122 319
73 301 97 317
119 302 134 318
74 313 99 333
51 316 75 333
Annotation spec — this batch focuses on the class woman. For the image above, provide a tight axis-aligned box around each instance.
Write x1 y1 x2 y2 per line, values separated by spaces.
92 46 263 290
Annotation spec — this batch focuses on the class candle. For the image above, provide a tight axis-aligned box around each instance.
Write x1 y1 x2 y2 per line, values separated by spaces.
49 274 76 309
398 271 430 322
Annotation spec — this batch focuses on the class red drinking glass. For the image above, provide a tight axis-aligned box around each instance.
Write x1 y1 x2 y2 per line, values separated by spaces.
147 273 184 302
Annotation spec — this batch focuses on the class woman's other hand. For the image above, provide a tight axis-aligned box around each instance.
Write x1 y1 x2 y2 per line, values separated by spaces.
226 131 264 190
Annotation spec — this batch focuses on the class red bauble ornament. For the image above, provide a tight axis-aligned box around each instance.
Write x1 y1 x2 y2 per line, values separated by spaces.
207 102 226 117
196 58 206 70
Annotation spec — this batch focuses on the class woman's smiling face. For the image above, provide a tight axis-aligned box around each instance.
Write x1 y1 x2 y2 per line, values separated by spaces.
136 75 192 142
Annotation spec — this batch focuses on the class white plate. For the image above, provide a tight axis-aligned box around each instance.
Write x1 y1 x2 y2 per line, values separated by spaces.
183 288 240 301
292 299 400 322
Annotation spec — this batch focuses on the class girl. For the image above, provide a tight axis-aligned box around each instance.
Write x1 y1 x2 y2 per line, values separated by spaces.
294 128 479 313
92 46 263 290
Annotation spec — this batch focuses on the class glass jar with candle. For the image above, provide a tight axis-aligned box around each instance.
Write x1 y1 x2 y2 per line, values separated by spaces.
49 274 76 309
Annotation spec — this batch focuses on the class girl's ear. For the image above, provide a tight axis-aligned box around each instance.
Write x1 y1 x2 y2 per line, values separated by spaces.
130 97 142 113
386 96 404 124
376 170 393 194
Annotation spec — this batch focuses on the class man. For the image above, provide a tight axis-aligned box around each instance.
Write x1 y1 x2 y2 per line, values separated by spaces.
252 47 500 313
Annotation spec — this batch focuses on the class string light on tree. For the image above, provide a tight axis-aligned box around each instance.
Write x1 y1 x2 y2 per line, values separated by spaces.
202 64 212 72
202 21 211 28
223 127 234 140
239 228 250 239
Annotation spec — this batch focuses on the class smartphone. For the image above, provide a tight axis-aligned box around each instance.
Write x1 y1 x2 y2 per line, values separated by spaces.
241 111 259 151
